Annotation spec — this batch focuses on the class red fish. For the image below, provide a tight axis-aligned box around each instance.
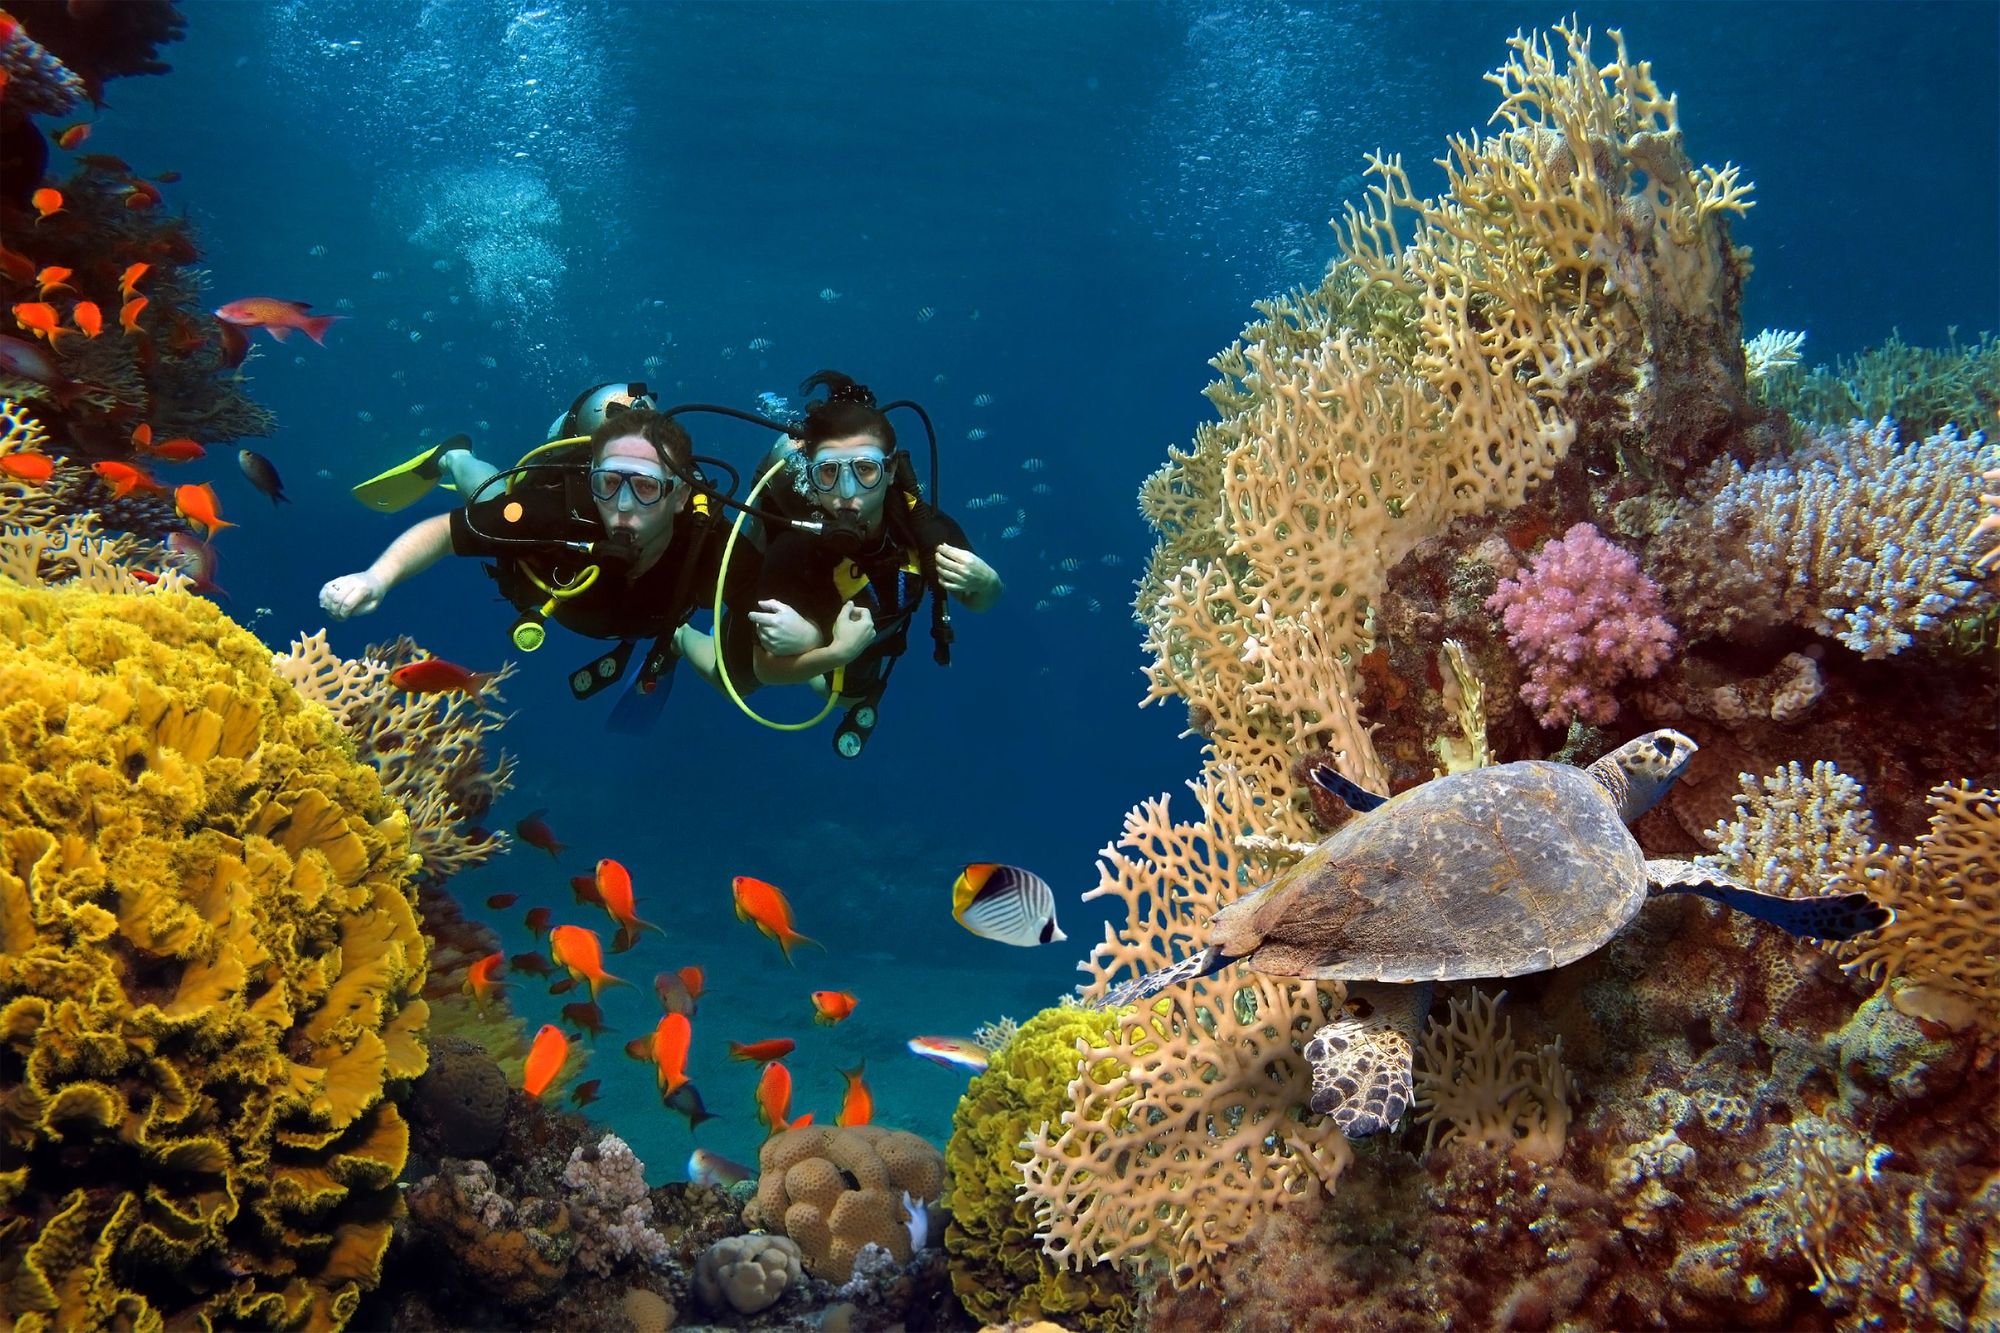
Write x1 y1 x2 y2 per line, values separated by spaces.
55 123 89 151
77 153 133 173
0 453 55 484
0 247 34 282
548 977 576 997
731 875 821 963
388 657 495 697
812 990 858 1026
216 319 250 368
569 875 604 908
678 965 705 1001
214 297 340 345
34 266 73 297
174 482 235 537
118 262 150 299
507 951 554 977
464 952 505 1010
522 1024 569 1097
91 460 163 499
570 1078 602 1108
523 906 553 938
550 923 625 1000
123 181 162 211
147 438 206 464
0 333 95 407
623 1012 692 1095
836 1062 873 1127
516 809 565 858
485 892 518 909
727 1039 796 1064
119 297 148 335
72 301 102 338
131 423 152 451
755 1060 811 1134
561 1000 610 1039
30 188 61 220
596 858 660 951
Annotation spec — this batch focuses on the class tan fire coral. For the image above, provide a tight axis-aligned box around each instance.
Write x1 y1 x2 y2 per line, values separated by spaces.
741 1125 942 1281
1018 777 1350 1287
1412 989 1573 1163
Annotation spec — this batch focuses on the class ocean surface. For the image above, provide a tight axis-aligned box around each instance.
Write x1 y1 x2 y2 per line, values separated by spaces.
80 0 1999 1182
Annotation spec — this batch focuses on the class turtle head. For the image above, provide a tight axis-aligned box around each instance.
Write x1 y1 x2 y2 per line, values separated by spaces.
1589 729 1698 822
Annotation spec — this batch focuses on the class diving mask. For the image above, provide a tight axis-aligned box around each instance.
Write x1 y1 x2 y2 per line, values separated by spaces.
589 464 672 510
807 449 888 498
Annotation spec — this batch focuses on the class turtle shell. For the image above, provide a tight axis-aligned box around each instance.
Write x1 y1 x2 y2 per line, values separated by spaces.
1209 760 1649 983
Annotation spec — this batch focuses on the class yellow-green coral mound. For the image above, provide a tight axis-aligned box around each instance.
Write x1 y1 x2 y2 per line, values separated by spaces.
0 582 429 1332
944 1007 1135 1332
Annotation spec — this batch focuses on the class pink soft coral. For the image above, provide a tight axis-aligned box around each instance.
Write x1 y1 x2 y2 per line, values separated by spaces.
1486 523 1677 728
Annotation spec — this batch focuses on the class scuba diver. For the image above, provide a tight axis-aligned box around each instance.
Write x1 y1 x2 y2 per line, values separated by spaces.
746 369 1003 757
319 384 761 731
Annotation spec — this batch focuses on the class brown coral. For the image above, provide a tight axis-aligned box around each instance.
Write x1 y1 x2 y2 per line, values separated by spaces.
742 1125 941 1280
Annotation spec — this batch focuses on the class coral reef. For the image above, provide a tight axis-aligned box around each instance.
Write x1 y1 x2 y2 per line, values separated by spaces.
0 579 427 1331
1758 328 2000 440
560 1133 672 1277
408 1036 509 1160
743 1125 945 1281
694 1233 804 1315
403 1159 575 1309
944 1006 1137 1331
1412 989 1573 1162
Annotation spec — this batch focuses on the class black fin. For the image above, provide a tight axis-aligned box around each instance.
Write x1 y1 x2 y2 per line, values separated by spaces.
1308 763 1387 813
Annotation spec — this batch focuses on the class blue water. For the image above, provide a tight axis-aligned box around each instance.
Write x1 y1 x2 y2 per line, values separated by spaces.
85 0 1997 1180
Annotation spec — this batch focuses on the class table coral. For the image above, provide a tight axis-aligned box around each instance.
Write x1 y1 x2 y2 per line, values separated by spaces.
742 1125 943 1281
0 580 427 1332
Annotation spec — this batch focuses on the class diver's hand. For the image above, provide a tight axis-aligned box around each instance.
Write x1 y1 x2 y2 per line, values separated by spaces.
319 572 385 621
934 544 1001 602
828 600 878 659
749 599 821 655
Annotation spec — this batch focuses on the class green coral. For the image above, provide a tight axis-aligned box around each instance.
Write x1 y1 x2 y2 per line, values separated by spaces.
0 582 428 1332
943 1006 1137 1331
1758 329 2000 439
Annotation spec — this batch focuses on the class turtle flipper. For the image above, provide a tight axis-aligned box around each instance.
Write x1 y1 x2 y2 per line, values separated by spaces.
1093 945 1230 1010
1303 981 1432 1137
1646 859 1892 940
1306 763 1388 813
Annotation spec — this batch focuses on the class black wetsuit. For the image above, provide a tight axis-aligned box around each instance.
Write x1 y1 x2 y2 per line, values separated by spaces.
449 477 760 684
754 504 968 697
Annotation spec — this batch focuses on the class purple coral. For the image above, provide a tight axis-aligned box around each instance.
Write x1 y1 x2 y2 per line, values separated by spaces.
1486 523 1677 728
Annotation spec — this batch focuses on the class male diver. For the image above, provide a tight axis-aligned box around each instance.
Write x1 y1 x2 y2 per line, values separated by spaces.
319 391 759 729
746 370 1002 756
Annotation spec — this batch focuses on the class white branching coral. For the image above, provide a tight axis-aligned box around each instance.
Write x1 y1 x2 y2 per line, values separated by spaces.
1413 989 1573 1163
1700 760 1880 899
1700 419 1999 657
1743 329 1806 383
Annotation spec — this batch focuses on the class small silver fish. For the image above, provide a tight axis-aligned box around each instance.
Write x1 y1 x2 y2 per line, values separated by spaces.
906 1035 990 1073
1059 557 1081 571
688 1147 751 1189
819 287 841 302
916 306 935 322
1000 525 1021 540
952 863 1065 947
1050 584 1074 598
748 337 773 352
1022 457 1046 471
966 428 987 441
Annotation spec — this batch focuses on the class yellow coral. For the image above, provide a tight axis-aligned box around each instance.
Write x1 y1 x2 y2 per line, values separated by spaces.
742 1125 942 1281
0 580 427 1331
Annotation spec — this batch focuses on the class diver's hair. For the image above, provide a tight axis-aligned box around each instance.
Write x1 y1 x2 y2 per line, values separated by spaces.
587 408 693 474
798 369 896 454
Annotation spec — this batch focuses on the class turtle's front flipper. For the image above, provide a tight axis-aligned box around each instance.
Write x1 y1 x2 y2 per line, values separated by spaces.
1093 945 1231 1010
1646 859 1892 940
1303 981 1432 1137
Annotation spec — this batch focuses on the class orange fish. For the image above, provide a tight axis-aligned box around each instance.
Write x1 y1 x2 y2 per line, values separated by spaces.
31 188 61 220
836 1062 873 1127
120 296 148 335
132 423 152 450
595 858 660 951
522 1024 569 1098
727 1038 796 1064
174 482 235 536
678 965 704 1001
91 460 163 499
214 296 340 345
72 301 102 338
34 266 72 297
146 437 206 464
55 123 90 151
623 1012 691 1095
464 952 505 1009
731 876 821 963
388 657 495 696
119 262 150 299
123 181 161 211
812 990 858 1026
0 453 55 484
549 923 625 1000
12 302 69 345
755 1060 811 1135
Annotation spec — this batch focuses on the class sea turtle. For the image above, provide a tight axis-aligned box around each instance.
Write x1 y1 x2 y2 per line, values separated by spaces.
1097 729 1890 1138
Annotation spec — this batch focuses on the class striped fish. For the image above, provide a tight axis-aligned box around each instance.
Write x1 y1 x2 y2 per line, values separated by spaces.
952 863 1066 947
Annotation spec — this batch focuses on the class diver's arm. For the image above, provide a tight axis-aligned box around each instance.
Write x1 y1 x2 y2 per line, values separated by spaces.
934 543 1003 612
318 514 454 620
753 601 876 685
